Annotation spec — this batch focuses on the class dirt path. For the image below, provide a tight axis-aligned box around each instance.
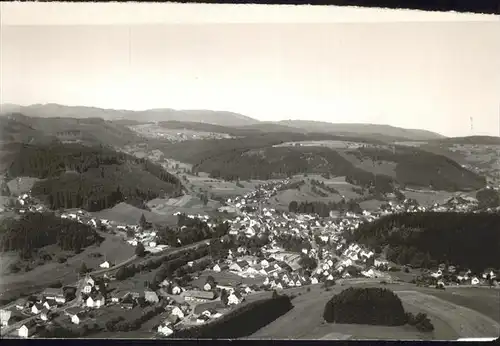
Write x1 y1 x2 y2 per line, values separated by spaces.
396 290 500 339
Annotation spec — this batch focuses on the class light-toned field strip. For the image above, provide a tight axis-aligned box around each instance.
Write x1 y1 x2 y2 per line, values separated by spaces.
396 290 500 339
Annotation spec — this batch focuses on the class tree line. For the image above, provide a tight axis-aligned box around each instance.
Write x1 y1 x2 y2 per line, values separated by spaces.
169 295 293 339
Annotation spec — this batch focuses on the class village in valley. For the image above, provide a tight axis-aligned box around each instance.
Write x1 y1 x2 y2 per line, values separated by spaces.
1 173 498 339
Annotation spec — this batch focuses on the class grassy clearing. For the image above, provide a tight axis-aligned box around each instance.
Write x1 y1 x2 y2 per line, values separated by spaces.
92 202 176 226
146 196 220 216
359 199 385 211
397 290 500 338
311 323 433 340
107 268 157 293
247 282 499 340
402 190 457 208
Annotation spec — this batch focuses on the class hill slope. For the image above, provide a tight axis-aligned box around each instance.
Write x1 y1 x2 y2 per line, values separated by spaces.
352 211 500 272
2 142 184 212
1 112 142 147
276 120 445 141
428 136 500 146
1 104 259 127
166 138 486 192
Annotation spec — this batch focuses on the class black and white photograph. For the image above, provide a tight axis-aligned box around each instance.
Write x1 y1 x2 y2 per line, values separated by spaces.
0 2 499 341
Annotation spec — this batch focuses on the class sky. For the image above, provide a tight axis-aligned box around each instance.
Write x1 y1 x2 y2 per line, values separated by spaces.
1 3 499 137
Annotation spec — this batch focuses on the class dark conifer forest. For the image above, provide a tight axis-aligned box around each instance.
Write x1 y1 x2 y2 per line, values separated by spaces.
0 212 103 257
3 143 183 212
352 212 500 273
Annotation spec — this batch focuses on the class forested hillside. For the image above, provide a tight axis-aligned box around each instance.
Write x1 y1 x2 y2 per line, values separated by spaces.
349 146 486 191
1 113 142 147
2 143 183 211
153 132 381 164
0 212 103 257
160 137 486 192
351 212 500 273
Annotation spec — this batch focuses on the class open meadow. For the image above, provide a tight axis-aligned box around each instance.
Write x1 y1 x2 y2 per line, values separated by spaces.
246 281 500 340
92 202 177 227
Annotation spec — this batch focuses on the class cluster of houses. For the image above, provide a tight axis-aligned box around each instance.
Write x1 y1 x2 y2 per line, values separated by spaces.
421 264 498 288
4 165 499 339
127 124 233 143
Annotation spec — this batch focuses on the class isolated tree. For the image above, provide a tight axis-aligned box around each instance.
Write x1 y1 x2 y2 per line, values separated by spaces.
0 180 11 196
288 201 298 213
206 275 216 287
139 213 147 228
220 289 229 305
135 242 146 257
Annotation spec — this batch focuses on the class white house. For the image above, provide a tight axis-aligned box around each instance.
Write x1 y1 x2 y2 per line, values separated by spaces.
145 291 159 304
471 277 480 285
172 286 182 295
31 304 43 315
229 262 246 272
213 264 222 272
260 259 270 269
203 283 212 291
227 293 241 305
18 325 29 338
171 306 184 319
431 270 443 278
71 313 84 325
263 277 270 285
158 325 173 336
99 261 110 269
275 282 283 290
311 277 319 284
295 280 302 287
86 296 95 308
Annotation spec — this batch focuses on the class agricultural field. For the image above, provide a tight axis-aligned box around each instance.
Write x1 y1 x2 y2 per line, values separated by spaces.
359 199 385 211
92 202 176 227
337 151 398 179
185 172 265 198
190 270 265 289
267 175 365 211
146 195 220 215
0 232 135 303
247 282 500 340
402 189 459 208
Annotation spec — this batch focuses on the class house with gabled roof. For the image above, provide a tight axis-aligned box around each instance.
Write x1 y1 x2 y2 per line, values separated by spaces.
144 291 159 304
229 261 248 272
31 303 43 315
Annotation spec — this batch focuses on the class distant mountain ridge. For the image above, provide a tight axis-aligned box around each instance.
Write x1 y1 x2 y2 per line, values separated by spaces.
275 120 445 141
1 103 259 127
1 103 445 141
